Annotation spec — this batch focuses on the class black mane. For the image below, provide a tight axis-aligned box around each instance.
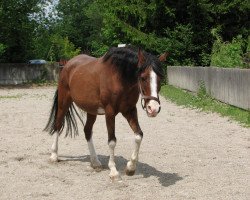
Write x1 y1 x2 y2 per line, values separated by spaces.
103 47 164 81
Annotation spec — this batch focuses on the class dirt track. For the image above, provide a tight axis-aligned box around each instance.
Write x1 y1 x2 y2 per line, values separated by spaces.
0 87 249 200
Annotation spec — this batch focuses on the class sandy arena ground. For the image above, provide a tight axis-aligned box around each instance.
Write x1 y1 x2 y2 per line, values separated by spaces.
0 86 249 200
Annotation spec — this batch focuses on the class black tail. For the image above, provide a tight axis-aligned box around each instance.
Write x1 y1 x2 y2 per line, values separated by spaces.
44 89 85 137
44 90 59 135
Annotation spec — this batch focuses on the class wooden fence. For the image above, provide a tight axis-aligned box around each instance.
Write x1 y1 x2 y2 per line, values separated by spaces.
0 63 59 85
1 64 249 110
167 66 250 110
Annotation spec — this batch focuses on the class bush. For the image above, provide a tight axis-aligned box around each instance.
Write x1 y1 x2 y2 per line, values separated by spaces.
0 43 6 56
242 36 250 68
211 30 244 68
47 34 81 61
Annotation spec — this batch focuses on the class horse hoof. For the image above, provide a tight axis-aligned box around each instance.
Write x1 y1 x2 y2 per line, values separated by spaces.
92 165 102 172
125 167 135 176
49 154 58 162
109 173 122 182
91 160 103 172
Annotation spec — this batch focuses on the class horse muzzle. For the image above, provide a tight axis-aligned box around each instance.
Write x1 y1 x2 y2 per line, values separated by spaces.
141 96 161 117
146 100 161 117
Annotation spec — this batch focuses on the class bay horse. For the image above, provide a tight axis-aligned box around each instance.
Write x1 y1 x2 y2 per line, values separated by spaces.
44 47 168 181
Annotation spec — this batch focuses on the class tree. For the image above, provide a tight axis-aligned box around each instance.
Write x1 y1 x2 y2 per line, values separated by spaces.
0 43 6 54
210 29 245 68
1 0 249 67
0 0 48 62
56 0 94 52
47 34 80 61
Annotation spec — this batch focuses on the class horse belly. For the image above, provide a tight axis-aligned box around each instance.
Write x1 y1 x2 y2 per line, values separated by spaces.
69 84 101 114
73 98 105 115
71 91 103 113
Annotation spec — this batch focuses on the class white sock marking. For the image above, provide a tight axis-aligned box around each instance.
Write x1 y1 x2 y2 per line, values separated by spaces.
108 141 120 179
87 138 101 168
50 132 59 161
97 107 105 114
127 134 142 171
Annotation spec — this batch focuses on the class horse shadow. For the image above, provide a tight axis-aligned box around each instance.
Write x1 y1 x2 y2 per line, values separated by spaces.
59 154 183 187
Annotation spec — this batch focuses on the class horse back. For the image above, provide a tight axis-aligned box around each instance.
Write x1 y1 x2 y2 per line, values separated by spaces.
65 54 97 71
59 54 97 85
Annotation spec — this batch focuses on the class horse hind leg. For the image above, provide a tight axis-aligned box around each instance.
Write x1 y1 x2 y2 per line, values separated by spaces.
49 87 72 162
50 132 59 162
84 113 102 171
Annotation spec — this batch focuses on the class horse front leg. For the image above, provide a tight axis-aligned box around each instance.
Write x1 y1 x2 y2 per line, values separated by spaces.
84 113 102 171
122 107 143 176
105 106 121 182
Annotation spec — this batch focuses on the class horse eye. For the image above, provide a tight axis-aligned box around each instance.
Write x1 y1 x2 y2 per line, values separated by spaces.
141 77 146 82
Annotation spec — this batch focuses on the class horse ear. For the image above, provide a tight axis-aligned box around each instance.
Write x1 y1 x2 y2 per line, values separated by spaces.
158 52 169 62
138 48 145 67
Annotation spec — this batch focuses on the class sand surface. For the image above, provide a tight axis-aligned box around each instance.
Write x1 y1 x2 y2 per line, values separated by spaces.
0 87 249 200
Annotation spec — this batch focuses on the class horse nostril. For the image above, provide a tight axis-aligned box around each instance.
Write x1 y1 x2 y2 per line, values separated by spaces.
147 105 152 112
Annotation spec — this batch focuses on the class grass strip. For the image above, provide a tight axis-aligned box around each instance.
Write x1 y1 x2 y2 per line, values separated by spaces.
160 84 250 127
0 94 23 99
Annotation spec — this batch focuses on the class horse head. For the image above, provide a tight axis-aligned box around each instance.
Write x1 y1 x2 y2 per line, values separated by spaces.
137 50 168 117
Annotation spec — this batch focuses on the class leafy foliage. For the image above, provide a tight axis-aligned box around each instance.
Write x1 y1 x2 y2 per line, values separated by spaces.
0 43 6 57
0 0 249 66
211 29 245 68
47 34 81 61
0 0 48 62
83 0 249 66
56 0 93 52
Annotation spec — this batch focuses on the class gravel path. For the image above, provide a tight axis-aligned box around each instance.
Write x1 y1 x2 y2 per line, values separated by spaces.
0 87 249 200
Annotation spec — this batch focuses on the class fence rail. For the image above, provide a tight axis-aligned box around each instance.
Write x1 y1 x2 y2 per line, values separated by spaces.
1 64 249 110
167 66 250 110
0 63 59 85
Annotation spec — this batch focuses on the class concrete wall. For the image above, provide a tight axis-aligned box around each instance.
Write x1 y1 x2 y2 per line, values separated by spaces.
0 63 59 85
167 66 250 110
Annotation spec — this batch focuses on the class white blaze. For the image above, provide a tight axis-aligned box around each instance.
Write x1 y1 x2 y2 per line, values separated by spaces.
146 70 160 115
150 70 158 98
